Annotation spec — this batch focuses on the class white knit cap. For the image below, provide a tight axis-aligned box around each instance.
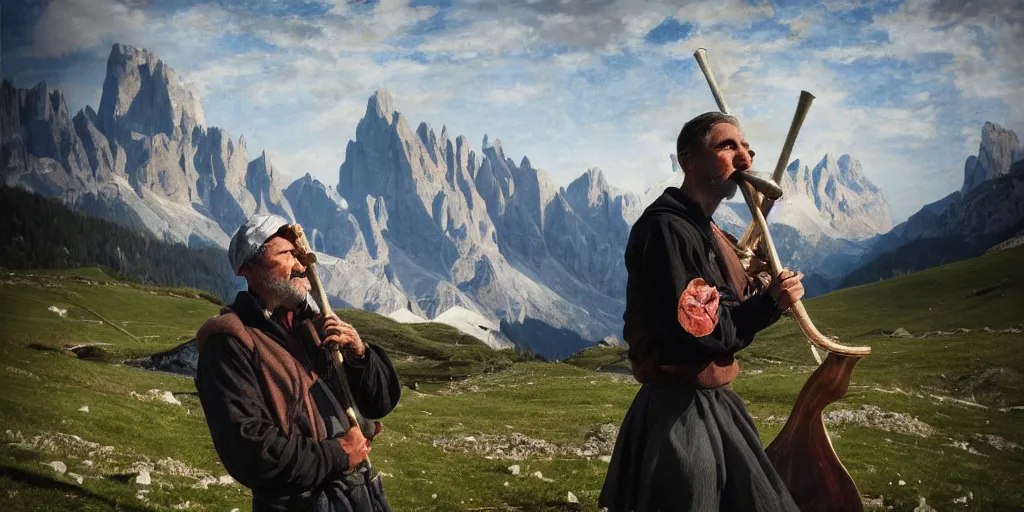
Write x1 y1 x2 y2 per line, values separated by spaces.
228 213 290 275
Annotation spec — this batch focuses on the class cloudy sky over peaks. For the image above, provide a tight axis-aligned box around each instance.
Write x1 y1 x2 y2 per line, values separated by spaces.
3 0 1022 222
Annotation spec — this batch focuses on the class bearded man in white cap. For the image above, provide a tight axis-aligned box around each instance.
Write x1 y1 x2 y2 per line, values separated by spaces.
194 213 401 512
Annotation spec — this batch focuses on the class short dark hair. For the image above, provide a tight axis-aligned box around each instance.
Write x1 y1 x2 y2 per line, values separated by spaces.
676 111 740 161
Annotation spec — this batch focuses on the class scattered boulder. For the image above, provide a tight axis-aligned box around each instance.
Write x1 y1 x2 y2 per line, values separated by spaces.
67 344 110 360
130 389 182 406
914 496 937 512
127 339 199 377
47 306 68 318
44 461 67 475
954 367 1024 407
974 433 1023 452
577 423 619 457
883 327 913 338
823 405 935 437
434 424 621 460
192 476 218 489
434 433 563 460
946 440 984 456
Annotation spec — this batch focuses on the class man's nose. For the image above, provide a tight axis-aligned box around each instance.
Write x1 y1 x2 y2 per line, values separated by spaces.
735 146 752 170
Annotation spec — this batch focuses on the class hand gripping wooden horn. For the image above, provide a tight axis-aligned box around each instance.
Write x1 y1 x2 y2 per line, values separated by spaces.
284 224 369 461
693 48 871 512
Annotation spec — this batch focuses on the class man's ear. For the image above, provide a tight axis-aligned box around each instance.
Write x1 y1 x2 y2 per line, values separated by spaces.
238 262 258 279
677 153 693 174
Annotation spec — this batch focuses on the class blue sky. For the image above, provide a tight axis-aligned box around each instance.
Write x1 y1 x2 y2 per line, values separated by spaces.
3 0 1023 223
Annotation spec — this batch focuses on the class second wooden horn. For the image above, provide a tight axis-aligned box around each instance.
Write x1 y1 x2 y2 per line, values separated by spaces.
692 47 870 357
737 90 816 250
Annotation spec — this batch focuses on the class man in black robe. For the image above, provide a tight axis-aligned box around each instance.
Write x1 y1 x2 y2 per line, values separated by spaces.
598 112 805 512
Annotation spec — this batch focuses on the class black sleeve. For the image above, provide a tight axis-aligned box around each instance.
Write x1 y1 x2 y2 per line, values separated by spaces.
341 342 402 419
194 334 351 496
641 215 783 358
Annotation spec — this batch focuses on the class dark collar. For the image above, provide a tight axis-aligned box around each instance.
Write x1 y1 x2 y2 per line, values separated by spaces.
229 289 316 337
651 186 717 230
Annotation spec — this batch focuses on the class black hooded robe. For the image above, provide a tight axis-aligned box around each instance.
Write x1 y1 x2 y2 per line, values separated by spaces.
598 187 800 512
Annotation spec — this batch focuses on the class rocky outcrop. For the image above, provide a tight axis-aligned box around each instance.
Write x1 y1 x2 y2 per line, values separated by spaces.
962 122 1020 195
97 43 206 143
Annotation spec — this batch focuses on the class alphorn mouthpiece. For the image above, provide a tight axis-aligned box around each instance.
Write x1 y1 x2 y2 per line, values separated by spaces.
732 171 784 200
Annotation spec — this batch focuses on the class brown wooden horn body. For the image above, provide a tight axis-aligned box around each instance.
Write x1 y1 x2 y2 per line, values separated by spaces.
765 352 866 512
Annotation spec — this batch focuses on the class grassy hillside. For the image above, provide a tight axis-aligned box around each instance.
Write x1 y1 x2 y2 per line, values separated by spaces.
2 246 1024 511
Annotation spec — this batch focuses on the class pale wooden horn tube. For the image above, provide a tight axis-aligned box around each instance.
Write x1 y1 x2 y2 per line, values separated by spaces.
737 90 816 250
735 178 871 357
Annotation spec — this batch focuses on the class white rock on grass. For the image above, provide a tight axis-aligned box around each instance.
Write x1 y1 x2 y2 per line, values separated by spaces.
192 476 217 489
44 461 67 474
78 406 89 413
67 472 84 485
914 496 937 512
130 389 182 406
568 492 578 503
509 464 520 475
136 471 151 487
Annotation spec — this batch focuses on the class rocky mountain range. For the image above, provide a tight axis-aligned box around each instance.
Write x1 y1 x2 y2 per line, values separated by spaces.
842 123 1024 286
3 42 914 359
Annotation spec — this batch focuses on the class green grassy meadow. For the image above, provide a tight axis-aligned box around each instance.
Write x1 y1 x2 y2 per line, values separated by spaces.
1 246 1023 511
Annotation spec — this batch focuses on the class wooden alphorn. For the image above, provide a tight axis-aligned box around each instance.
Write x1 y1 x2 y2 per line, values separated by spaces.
695 47 873 512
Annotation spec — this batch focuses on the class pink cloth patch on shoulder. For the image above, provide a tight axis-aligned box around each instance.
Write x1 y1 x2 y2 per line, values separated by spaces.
677 277 720 336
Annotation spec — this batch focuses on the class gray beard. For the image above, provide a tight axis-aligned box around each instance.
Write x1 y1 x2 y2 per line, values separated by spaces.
263 274 306 310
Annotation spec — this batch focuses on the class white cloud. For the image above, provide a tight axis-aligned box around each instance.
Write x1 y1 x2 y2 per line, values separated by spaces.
486 83 548 105
673 0 774 25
